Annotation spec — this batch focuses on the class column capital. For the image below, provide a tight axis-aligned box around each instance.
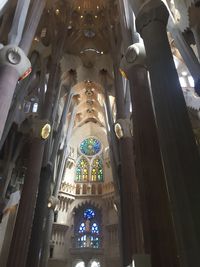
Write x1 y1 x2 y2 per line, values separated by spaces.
114 118 133 139
0 44 31 80
120 43 146 78
20 118 51 140
136 0 169 35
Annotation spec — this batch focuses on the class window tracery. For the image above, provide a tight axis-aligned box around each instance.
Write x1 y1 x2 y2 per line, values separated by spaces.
75 137 104 183
91 157 103 182
76 156 89 182
80 137 101 156
76 207 100 249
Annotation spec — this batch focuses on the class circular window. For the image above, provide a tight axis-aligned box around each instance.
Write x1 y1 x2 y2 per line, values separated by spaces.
84 208 95 220
80 137 101 156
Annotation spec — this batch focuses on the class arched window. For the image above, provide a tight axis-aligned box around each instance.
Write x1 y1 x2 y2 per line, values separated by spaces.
76 208 100 249
91 157 103 182
91 223 99 234
76 157 89 182
79 222 86 233
75 138 104 183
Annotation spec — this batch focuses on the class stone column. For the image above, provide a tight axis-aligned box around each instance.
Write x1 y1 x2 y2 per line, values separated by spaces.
6 38 62 267
121 42 179 267
0 48 31 140
26 163 53 267
136 1 200 266
26 79 75 267
0 0 46 141
103 66 144 266
6 138 45 267
39 103 77 267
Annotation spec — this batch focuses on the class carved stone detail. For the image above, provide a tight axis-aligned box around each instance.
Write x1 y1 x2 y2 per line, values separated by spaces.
136 1 169 34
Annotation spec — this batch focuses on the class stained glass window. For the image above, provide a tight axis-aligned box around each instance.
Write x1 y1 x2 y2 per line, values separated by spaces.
91 223 99 234
90 236 100 248
80 138 101 156
76 157 89 182
91 157 103 182
79 223 86 233
76 208 100 249
84 208 95 220
78 235 87 248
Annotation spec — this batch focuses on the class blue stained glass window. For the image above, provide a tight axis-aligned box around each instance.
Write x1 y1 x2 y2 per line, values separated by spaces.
80 138 101 156
79 222 86 233
76 208 100 249
84 208 95 220
91 223 99 234
90 236 100 248
78 235 87 248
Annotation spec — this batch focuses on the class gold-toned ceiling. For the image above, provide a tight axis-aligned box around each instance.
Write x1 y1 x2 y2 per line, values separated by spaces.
72 81 105 128
34 0 118 130
72 0 106 11
43 0 119 55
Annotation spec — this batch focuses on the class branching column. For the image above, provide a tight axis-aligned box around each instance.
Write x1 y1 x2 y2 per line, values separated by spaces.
136 1 200 266
129 60 179 267
0 0 47 141
39 102 78 267
105 66 143 266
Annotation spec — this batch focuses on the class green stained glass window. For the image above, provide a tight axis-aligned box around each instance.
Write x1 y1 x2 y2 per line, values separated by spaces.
80 137 101 156
91 157 103 182
76 157 89 182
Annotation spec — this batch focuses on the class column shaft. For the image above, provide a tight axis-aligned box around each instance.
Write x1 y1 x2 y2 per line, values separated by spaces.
136 2 200 266
0 66 19 139
26 164 52 267
6 139 45 267
112 68 144 265
129 66 179 267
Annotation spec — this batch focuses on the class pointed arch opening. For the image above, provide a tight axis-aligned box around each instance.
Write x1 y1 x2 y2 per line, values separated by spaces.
91 156 104 182
75 156 89 182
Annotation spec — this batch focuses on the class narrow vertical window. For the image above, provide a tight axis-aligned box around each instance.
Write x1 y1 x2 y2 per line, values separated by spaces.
91 157 103 182
76 157 89 182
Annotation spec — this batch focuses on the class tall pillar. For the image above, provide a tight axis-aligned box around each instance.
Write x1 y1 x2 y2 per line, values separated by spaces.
104 64 144 266
136 1 200 266
121 42 179 267
0 0 46 141
0 49 31 140
26 163 53 267
39 103 77 267
6 45 62 267
26 79 75 267
6 138 45 267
